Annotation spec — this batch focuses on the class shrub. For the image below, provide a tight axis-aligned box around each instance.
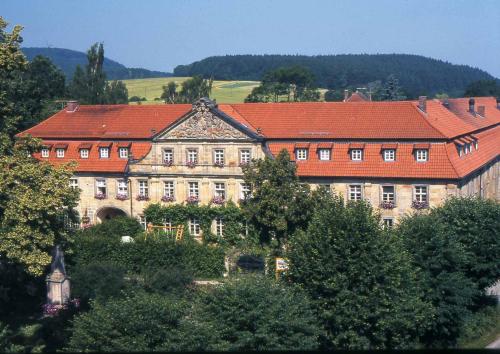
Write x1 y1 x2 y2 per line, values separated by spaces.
66 292 188 352
185 275 322 351
142 266 193 295
71 262 127 303
288 195 433 350
78 216 143 241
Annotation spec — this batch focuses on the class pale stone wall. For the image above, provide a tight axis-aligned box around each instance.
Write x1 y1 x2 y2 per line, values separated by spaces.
458 158 500 201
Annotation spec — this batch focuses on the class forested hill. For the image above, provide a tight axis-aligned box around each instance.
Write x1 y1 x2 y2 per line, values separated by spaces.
22 47 172 80
174 54 498 98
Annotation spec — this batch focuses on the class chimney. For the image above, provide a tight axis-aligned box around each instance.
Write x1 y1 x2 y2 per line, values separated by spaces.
66 100 79 113
468 98 475 113
477 105 485 117
344 89 349 102
496 97 500 110
418 96 427 113
443 98 450 109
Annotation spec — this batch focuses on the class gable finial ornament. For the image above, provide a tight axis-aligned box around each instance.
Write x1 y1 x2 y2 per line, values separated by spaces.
192 97 218 111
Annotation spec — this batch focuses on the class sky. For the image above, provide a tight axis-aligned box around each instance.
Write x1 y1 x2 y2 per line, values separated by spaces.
1 0 499 77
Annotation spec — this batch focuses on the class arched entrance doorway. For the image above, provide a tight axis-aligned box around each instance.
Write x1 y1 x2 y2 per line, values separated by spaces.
96 207 127 223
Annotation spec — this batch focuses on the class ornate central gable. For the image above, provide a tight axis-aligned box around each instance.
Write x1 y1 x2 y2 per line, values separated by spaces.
156 98 254 140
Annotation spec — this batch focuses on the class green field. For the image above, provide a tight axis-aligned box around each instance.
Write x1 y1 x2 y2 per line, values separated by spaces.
122 77 261 104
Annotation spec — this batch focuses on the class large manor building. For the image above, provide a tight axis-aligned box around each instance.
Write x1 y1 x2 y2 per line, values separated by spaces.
19 96 500 231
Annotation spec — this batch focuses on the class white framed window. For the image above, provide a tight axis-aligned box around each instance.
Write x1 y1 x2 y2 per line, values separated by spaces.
69 178 78 189
296 148 308 160
240 149 251 164
318 184 331 192
351 149 363 161
80 149 89 159
189 218 200 236
117 179 128 197
214 149 225 165
187 149 198 164
162 218 173 232
56 148 65 158
41 148 49 158
118 147 129 159
95 178 107 196
138 180 149 197
348 184 362 201
99 147 109 159
383 218 394 229
382 185 395 202
415 149 428 162
139 215 147 230
240 183 251 200
214 182 226 199
318 149 331 161
215 217 224 237
164 181 175 197
163 149 174 163
474 141 478 150
383 149 395 162
188 181 199 198
414 185 428 203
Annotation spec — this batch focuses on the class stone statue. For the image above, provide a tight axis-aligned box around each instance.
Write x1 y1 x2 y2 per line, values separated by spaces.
46 245 70 306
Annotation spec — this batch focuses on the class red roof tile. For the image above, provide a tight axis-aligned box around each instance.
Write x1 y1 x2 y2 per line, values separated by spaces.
33 140 151 173
78 143 92 149
349 143 366 149
381 143 398 149
294 142 311 148
317 142 333 149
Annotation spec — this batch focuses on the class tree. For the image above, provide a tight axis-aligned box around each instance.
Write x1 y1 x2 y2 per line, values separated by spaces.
242 149 314 250
160 81 178 103
161 76 212 104
0 137 79 275
397 211 477 347
0 17 29 152
324 89 344 102
104 80 128 104
245 66 320 102
464 79 500 97
185 275 322 351
66 292 188 352
68 43 128 104
287 195 433 349
379 74 407 101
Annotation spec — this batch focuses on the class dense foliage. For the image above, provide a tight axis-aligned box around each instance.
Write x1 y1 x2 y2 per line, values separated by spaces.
161 75 213 104
242 150 314 250
68 43 128 104
67 292 189 352
0 138 79 275
22 47 171 80
287 195 433 350
71 228 225 279
185 275 322 351
174 54 497 98
245 66 320 102
397 197 500 347
464 79 500 97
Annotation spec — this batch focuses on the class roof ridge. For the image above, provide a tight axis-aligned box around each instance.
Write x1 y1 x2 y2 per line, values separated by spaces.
409 102 448 139
228 104 259 132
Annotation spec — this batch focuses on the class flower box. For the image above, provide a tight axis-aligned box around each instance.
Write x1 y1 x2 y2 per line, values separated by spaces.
186 161 197 168
186 196 199 204
94 192 106 200
213 161 225 168
412 200 429 210
211 196 225 205
161 195 175 202
116 194 129 201
380 200 395 209
163 160 173 167
136 195 150 202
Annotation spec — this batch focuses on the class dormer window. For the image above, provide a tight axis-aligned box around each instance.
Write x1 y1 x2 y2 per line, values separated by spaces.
383 149 395 162
296 148 308 160
56 148 65 158
415 149 428 162
80 149 89 159
118 147 129 159
318 149 331 161
99 147 109 159
351 149 363 161
41 148 49 158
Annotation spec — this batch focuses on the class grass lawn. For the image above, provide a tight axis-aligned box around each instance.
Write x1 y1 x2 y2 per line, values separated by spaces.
122 77 260 104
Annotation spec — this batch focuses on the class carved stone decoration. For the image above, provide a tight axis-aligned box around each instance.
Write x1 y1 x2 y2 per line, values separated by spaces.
160 99 249 140
46 245 70 306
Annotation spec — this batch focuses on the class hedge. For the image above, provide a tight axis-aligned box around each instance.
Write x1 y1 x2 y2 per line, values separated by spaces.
70 235 225 279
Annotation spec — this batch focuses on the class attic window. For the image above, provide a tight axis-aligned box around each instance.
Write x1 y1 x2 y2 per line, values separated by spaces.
295 148 308 160
41 148 49 158
56 148 65 158
383 149 395 162
351 149 363 161
415 149 428 162
318 149 331 161
99 147 109 159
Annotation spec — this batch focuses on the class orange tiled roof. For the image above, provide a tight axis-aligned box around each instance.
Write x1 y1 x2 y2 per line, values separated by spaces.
33 140 151 173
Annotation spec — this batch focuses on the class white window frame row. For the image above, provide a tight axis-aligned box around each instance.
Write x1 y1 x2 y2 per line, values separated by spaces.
161 147 252 165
